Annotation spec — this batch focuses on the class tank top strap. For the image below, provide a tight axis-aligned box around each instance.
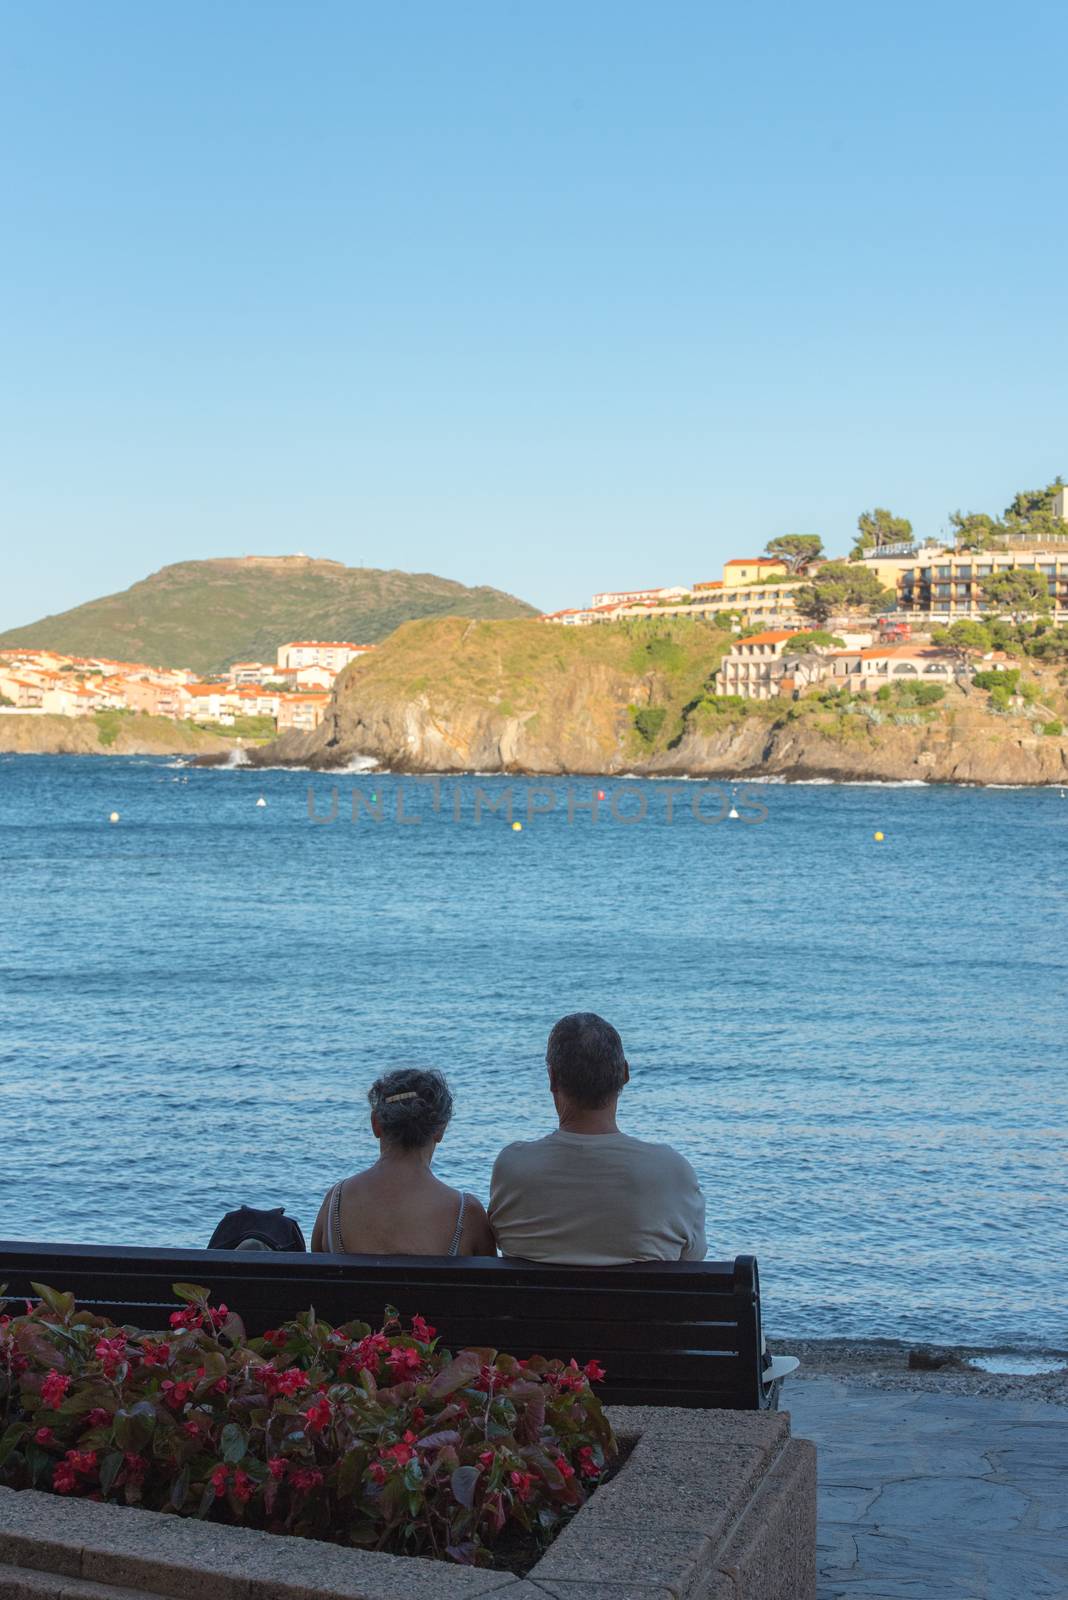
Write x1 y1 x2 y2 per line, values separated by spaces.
447 1191 469 1257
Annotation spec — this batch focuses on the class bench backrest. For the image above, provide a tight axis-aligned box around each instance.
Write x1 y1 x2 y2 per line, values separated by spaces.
0 1242 770 1410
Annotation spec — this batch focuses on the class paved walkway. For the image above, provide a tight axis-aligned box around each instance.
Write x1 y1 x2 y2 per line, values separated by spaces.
785 1377 1068 1600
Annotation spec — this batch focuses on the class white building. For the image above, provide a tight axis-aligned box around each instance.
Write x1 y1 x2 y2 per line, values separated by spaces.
275 641 371 672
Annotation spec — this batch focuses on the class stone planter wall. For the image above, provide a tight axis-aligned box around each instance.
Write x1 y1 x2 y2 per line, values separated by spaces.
0 1406 815 1600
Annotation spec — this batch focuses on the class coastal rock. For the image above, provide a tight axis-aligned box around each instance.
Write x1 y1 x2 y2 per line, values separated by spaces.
247 616 1068 787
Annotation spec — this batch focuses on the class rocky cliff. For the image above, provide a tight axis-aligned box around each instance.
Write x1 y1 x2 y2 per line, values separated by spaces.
251 616 1068 786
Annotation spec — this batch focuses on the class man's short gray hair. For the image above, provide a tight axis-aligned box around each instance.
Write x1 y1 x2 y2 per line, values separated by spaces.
546 1013 627 1109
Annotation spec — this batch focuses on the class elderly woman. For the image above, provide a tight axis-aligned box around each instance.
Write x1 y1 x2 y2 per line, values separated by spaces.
311 1068 496 1257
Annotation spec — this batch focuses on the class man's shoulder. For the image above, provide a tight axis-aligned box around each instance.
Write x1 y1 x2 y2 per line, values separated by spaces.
492 1136 554 1171
618 1134 699 1176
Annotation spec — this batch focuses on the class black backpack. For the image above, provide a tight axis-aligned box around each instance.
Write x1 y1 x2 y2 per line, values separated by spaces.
207 1206 306 1253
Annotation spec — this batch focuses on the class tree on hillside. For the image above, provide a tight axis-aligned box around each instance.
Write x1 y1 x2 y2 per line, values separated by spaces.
1004 478 1065 523
930 619 994 654
764 535 824 574
793 562 896 625
851 507 913 558
949 511 1007 551
951 477 1066 550
981 568 1053 622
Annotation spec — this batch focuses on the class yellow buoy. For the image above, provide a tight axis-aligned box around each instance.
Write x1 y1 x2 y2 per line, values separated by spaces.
873 831 884 842
109 812 120 824
511 821 522 831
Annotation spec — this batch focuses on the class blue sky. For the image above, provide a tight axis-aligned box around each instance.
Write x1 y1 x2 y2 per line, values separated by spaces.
2 0 1066 627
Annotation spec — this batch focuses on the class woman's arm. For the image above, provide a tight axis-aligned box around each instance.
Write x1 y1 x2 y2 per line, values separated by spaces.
462 1195 498 1257
310 1192 330 1253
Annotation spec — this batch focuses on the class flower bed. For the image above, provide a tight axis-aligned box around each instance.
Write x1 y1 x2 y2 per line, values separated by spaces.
0 1281 615 1569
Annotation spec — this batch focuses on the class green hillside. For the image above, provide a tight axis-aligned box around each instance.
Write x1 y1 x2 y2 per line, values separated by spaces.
0 555 537 674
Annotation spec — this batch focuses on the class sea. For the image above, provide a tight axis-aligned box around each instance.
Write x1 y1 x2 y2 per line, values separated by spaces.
1 753 1065 1352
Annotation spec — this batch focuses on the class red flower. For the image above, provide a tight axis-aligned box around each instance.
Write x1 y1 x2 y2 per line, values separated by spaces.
231 1469 254 1503
40 1370 70 1410
52 1464 78 1494
94 1335 127 1379
267 1457 288 1481
554 1360 586 1394
169 1306 203 1331
583 1359 606 1383
210 1465 230 1496
181 1420 201 1439
411 1315 436 1342
577 1445 602 1479
261 1328 288 1348
86 1408 111 1428
207 1304 229 1330
259 1362 309 1398
384 1430 418 1467
509 1469 535 1502
554 1454 576 1481
66 1450 98 1477
302 1395 333 1434
478 1449 495 1469
368 1460 389 1486
289 1467 323 1493
34 1426 54 1445
139 1340 171 1367
385 1345 422 1380
160 1378 195 1410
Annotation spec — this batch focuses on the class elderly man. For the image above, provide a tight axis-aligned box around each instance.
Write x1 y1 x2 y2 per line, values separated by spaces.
489 1012 706 1264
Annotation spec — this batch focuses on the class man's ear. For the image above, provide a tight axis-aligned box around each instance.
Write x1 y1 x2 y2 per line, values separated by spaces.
623 1060 631 1087
370 1111 382 1139
546 1062 557 1093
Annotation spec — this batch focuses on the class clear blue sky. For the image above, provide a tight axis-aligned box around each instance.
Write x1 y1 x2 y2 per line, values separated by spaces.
2 0 1066 628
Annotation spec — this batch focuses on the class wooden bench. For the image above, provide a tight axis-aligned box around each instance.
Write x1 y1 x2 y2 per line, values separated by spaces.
0 1241 781 1411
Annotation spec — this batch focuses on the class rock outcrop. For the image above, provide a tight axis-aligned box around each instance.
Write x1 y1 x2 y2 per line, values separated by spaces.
251 617 1068 786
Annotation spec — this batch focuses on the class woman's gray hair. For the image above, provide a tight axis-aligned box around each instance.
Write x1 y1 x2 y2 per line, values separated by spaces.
368 1068 454 1150
546 1013 627 1108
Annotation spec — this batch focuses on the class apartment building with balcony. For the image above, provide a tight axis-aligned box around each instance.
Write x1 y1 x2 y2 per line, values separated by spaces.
715 631 798 699
896 548 1068 620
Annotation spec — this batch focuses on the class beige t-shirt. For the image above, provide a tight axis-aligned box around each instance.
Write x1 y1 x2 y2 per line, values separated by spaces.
489 1130 707 1265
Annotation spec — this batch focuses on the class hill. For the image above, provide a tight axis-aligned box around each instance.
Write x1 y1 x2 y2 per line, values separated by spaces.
252 613 1068 785
0 555 537 674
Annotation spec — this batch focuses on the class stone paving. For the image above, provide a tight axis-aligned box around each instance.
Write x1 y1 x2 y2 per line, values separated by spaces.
785 1376 1068 1600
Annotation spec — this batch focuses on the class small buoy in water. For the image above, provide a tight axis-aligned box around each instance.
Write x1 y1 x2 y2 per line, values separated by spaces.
511 820 523 831
874 831 885 842
728 806 739 819
109 812 120 824
597 789 605 801
256 796 267 808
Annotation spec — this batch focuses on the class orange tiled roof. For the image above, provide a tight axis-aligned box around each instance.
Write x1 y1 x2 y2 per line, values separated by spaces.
732 630 796 647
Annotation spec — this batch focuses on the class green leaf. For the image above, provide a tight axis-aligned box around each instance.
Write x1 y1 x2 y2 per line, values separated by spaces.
29 1284 76 1321
171 1283 209 1305
98 1450 124 1496
450 1465 479 1508
220 1423 247 1465
170 1464 191 1510
426 1351 482 1400
114 1401 156 1452
0 1422 28 1471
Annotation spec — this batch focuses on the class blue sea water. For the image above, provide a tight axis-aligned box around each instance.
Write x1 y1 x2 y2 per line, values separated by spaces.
1 753 1065 1350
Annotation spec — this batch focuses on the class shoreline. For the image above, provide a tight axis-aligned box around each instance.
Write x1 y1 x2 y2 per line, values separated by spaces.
776 1335 1068 1404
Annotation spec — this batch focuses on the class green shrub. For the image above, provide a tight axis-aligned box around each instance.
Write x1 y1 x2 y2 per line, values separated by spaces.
973 668 1020 693
631 706 667 743
1042 719 1064 736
